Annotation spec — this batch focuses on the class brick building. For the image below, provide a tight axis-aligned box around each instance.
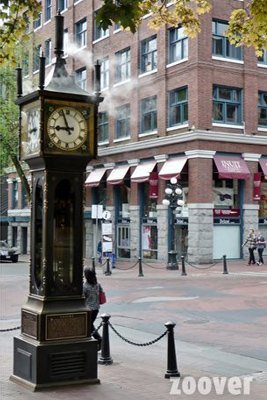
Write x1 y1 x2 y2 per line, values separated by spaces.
9 0 267 263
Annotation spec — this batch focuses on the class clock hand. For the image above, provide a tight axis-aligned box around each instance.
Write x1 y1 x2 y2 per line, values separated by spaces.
55 125 74 131
60 110 72 135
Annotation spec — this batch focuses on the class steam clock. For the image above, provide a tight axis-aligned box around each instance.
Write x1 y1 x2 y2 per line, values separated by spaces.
11 13 102 390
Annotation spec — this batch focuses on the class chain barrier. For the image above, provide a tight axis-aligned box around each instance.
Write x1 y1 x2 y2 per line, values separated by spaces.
92 321 103 336
108 321 167 346
141 260 166 270
0 326 20 332
184 255 221 270
114 260 139 271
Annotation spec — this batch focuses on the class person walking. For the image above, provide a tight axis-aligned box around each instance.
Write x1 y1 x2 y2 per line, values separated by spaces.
243 228 257 265
83 267 104 350
256 232 266 265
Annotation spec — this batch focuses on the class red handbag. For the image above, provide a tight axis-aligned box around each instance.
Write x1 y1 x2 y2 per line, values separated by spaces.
99 291 106 304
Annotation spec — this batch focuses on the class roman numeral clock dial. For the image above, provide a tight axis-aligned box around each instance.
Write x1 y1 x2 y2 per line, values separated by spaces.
47 106 88 151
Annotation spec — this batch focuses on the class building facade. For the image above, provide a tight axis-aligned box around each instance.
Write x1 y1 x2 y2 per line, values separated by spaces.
7 0 267 263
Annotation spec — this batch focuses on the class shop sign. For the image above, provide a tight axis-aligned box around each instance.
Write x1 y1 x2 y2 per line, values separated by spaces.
253 173 261 201
213 209 240 217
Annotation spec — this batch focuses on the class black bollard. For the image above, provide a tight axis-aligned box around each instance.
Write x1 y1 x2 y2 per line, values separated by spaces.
138 257 144 277
164 321 180 379
92 257 96 273
222 254 229 274
98 314 113 365
181 256 187 276
105 257 112 276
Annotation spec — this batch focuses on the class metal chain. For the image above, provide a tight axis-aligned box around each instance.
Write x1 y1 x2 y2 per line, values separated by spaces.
108 321 167 346
185 257 221 270
141 261 165 270
114 260 139 270
0 326 20 332
92 321 103 336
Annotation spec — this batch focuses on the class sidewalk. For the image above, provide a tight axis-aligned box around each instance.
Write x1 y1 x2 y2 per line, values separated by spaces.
1 257 267 399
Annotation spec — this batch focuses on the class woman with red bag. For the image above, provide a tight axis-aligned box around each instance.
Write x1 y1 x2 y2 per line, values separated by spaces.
83 268 106 350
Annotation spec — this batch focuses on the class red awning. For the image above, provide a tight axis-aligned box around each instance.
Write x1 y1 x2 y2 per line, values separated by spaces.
159 157 187 180
214 155 250 179
131 161 157 183
85 168 106 187
259 158 267 176
107 165 130 185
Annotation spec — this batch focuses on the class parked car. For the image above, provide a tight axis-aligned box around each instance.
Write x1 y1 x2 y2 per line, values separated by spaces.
0 240 20 263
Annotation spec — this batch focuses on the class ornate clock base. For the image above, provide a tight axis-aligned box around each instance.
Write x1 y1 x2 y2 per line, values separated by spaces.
11 336 99 391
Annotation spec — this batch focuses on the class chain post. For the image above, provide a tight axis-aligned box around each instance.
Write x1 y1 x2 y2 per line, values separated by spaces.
105 257 112 276
138 257 144 277
164 321 180 379
91 257 96 273
98 314 113 365
181 256 187 276
222 254 229 274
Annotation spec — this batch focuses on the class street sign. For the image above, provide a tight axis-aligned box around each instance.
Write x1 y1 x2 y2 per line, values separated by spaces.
102 210 111 220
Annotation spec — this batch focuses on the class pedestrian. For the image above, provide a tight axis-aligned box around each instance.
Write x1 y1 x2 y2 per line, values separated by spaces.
83 267 104 350
256 231 266 265
97 240 102 264
242 228 257 265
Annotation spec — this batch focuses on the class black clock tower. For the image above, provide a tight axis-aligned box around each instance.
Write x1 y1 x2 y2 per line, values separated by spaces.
11 12 102 390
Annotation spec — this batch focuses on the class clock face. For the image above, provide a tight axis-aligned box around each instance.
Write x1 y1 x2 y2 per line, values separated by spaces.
21 101 41 159
47 107 88 151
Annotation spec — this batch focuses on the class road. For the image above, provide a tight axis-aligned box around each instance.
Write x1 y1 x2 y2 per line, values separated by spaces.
1 258 267 399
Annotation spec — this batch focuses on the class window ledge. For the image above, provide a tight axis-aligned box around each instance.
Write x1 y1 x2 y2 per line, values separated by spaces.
166 58 188 69
114 136 131 143
43 20 51 26
257 63 267 69
113 28 121 34
257 127 267 132
113 79 131 87
212 123 244 129
74 0 84 5
167 124 189 132
138 70 157 78
212 56 244 64
93 35 109 45
139 130 158 137
98 140 109 146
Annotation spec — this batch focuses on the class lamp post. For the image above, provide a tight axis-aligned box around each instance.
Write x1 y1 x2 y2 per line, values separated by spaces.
162 177 184 270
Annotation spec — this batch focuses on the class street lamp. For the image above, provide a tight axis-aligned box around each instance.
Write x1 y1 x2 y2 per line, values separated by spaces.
162 177 184 270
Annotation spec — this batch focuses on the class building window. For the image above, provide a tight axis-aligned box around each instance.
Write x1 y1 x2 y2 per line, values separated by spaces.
115 47 131 83
168 26 188 64
44 39 52 65
100 57 109 90
75 68 87 90
76 18 87 48
258 50 267 65
94 11 109 41
33 12 42 30
140 96 157 133
12 180 18 209
98 112 109 143
115 104 130 139
57 0 68 12
45 0 52 22
140 35 157 73
258 91 267 126
213 85 242 124
21 186 28 209
33 45 41 72
63 29 69 56
168 87 188 127
212 20 242 60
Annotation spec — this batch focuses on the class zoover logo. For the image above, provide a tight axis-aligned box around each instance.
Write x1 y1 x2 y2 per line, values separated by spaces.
170 376 253 396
